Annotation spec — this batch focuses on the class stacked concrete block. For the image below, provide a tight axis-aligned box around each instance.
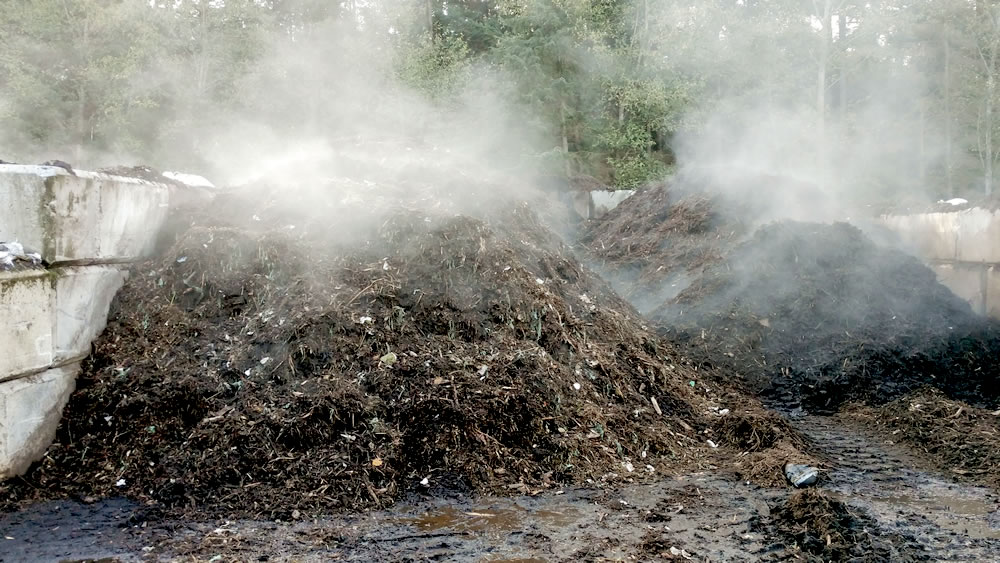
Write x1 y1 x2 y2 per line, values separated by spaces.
882 207 1000 319
0 164 202 479
881 212 959 262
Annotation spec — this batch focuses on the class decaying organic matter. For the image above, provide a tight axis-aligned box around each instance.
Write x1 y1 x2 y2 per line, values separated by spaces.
849 388 1000 489
581 184 744 313
770 489 921 562
651 221 1000 411
1 182 729 519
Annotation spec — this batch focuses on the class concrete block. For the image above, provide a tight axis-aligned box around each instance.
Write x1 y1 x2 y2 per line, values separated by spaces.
53 266 128 364
986 266 1000 319
0 272 55 381
956 208 1000 263
0 171 48 255
0 165 171 262
96 177 170 259
881 213 959 262
933 263 986 315
0 363 78 479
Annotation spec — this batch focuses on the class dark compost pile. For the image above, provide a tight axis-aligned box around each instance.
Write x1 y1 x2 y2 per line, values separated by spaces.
850 388 1000 488
658 221 1000 411
1 181 719 519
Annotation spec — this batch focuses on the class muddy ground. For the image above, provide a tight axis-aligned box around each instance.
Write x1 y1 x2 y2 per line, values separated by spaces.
4 413 999 562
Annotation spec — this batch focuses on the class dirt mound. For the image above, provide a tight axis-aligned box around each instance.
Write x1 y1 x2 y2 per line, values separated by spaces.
717 410 819 487
581 185 744 313
2 185 720 519
770 489 922 562
849 389 1000 489
658 220 1000 411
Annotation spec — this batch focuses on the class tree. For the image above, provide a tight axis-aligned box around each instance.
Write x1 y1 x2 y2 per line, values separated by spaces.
0 0 163 163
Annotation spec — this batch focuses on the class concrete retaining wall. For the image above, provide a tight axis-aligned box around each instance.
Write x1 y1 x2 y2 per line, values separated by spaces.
881 207 1000 317
0 164 204 479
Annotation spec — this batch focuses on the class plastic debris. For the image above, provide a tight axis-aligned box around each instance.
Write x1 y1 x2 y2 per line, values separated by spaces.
0 242 45 270
669 546 693 559
784 463 819 487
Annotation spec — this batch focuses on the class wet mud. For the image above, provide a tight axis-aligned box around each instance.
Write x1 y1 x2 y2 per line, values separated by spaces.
6 412 1000 562
3 473 782 562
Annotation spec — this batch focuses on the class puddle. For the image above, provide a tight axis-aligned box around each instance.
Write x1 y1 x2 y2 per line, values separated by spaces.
408 504 580 533
867 492 1000 539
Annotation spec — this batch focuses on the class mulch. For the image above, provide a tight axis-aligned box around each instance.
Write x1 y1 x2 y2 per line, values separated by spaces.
1 180 726 519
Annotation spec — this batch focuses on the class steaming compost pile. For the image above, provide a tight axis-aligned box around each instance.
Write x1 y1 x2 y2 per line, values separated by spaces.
656 220 1000 411
583 186 1000 412
581 184 745 313
2 181 723 519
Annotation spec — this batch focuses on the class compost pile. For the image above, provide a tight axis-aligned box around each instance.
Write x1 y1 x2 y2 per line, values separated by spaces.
581 184 745 313
851 388 1000 488
2 180 716 518
769 489 921 562
658 220 1000 410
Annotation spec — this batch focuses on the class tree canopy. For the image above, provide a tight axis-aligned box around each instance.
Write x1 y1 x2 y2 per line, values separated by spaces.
0 0 997 198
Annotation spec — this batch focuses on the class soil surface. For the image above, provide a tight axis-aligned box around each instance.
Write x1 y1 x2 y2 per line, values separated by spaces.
4 413 999 562
787 412 1000 561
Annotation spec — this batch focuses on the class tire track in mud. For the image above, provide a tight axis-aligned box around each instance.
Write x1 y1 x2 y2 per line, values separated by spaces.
789 414 1000 562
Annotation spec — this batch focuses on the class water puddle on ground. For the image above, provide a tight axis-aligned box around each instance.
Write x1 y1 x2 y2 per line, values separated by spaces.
407 504 581 533
868 491 1000 539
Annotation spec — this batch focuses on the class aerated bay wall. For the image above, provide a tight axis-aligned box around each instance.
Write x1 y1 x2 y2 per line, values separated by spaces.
881 208 1000 318
0 165 206 479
